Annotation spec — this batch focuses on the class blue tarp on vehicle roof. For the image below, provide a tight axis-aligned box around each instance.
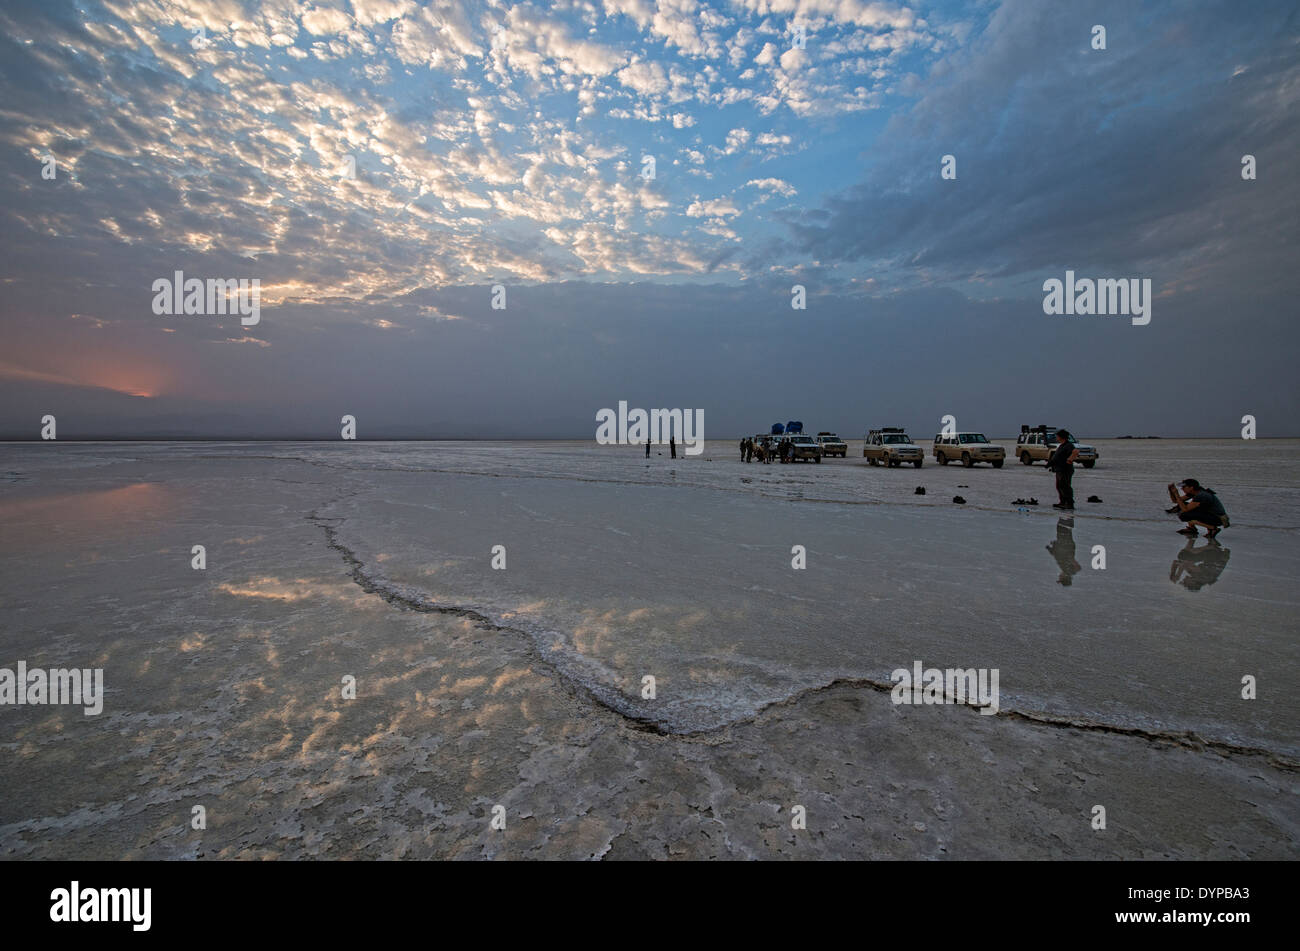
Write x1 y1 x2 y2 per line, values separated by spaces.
786 421 803 433
771 423 785 434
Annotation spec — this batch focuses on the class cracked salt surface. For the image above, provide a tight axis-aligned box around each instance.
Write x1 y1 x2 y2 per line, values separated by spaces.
0 440 1296 859
317 442 1299 752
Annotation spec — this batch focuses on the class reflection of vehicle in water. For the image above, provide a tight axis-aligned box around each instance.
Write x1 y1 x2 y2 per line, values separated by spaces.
1046 517 1082 585
1170 539 1231 591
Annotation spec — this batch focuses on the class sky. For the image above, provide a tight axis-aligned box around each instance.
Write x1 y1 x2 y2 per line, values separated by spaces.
0 0 1296 439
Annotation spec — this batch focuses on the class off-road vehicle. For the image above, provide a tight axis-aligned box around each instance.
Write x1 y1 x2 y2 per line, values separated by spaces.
816 432 847 458
1016 425 1098 468
933 432 1006 468
784 434 822 463
864 428 924 468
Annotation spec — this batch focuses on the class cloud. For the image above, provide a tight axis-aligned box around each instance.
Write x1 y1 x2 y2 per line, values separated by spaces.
502 6 625 79
0 0 1293 440
788 0 1300 293
300 4 353 36
349 0 413 27
686 197 740 218
602 0 654 30
730 0 918 32
723 127 751 153
746 177 797 197
617 60 669 96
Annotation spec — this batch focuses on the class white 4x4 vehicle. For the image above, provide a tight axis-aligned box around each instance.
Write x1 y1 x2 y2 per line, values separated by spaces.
864 428 924 468
933 432 1005 468
1016 426 1098 468
816 432 847 457
785 434 822 462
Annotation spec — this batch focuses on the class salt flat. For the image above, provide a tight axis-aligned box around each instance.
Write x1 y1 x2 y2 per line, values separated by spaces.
0 440 1295 859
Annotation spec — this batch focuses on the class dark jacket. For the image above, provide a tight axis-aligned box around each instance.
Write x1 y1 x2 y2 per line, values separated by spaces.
1047 441 1074 472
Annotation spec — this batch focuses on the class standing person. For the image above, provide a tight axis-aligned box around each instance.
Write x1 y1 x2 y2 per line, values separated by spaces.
745 438 753 463
739 438 746 462
645 438 650 458
1047 429 1079 510
669 435 676 459
1169 478 1229 538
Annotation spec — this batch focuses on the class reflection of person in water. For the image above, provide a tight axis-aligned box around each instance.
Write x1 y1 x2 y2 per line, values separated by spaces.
1046 517 1083 586
1170 538 1231 591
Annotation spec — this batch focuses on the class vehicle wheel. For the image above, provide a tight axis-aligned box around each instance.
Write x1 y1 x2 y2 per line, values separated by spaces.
889 458 900 468
962 453 973 468
937 452 947 465
993 459 1004 469
1020 452 1032 465
913 460 923 468
815 455 821 463
1082 460 1095 469
868 457 877 466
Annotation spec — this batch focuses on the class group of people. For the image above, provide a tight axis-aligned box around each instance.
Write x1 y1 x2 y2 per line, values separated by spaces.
739 435 794 464
1046 429 1230 538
